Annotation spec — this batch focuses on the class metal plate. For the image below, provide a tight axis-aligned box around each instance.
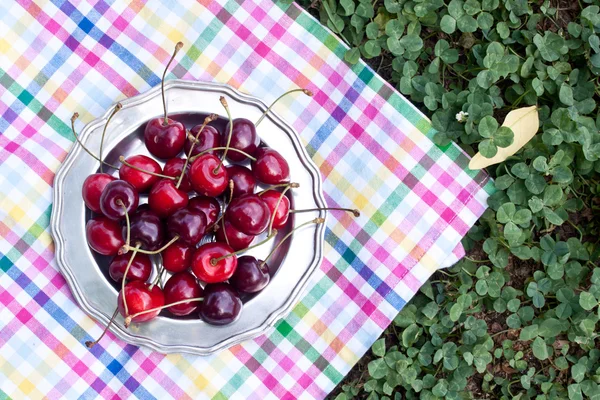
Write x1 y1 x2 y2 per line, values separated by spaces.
51 80 326 355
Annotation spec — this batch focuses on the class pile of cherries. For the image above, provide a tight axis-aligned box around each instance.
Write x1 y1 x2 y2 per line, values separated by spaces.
74 43 357 348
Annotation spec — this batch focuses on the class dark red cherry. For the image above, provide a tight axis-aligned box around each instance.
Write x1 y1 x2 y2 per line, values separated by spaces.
226 165 256 198
188 196 220 229
144 117 186 159
260 190 291 230
163 272 203 316
200 283 242 325
82 173 116 213
127 208 165 251
119 155 162 192
189 154 228 197
251 147 290 185
215 220 255 251
162 242 193 273
224 118 260 162
86 216 125 256
191 242 237 283
227 194 271 235
118 281 165 323
163 158 192 192
166 208 207 246
184 124 221 157
230 256 270 293
148 179 189 218
99 180 139 220
109 253 152 283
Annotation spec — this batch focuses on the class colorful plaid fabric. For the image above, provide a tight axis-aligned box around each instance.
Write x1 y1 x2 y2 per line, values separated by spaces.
0 0 493 398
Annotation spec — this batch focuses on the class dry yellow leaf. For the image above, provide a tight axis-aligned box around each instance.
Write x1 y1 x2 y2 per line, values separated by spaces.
469 106 539 170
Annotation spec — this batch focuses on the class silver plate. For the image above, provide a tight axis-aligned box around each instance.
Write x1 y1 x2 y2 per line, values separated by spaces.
51 80 326 355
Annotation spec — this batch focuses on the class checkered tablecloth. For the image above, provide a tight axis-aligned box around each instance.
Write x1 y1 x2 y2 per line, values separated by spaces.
0 0 493 398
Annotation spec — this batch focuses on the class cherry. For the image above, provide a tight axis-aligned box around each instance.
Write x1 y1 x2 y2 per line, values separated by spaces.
162 242 193 273
109 253 152 283
163 272 203 316
184 124 221 158
189 154 228 197
99 180 139 220
260 190 291 230
215 219 255 251
226 165 256 198
251 147 290 185
200 283 242 325
166 208 207 246
223 118 260 162
229 255 270 293
148 179 188 218
144 42 186 159
82 173 116 213
119 155 162 192
118 280 165 323
86 216 126 256
145 118 186 159
127 208 165 251
163 158 192 192
191 242 237 283
227 194 271 235
188 196 220 229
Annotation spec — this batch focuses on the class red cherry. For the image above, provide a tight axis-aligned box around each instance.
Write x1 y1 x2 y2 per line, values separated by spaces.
109 253 152 283
166 208 207 246
163 158 192 192
226 165 256 198
118 281 165 323
199 283 242 325
224 118 260 162
227 194 271 235
191 242 237 283
119 155 162 192
148 179 189 218
82 173 116 213
86 216 125 256
163 272 203 316
251 147 290 184
215 220 255 251
99 180 139 220
230 255 270 293
188 196 220 229
189 154 228 197
260 190 291 230
162 242 193 273
184 124 221 158
144 117 186 159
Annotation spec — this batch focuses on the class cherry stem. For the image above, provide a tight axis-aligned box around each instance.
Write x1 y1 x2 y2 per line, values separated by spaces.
257 182 299 195
210 230 278 266
118 156 176 180
215 97 233 173
220 214 229 245
99 103 122 173
125 236 179 255
70 113 119 170
118 200 130 247
124 297 204 327
213 180 234 232
268 183 298 236
260 218 324 267
255 88 313 127
85 308 119 348
290 207 360 217
121 243 141 317
189 147 256 163
177 114 218 189
161 42 183 125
